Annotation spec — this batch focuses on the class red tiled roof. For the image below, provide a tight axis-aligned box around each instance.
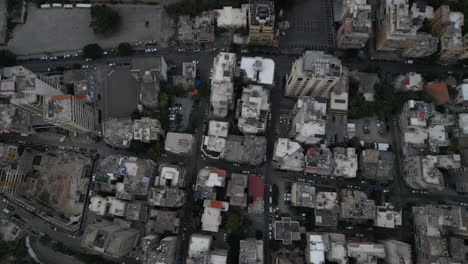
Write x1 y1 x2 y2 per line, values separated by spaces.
210 200 223 208
209 169 226 177
425 82 449 105
248 175 264 202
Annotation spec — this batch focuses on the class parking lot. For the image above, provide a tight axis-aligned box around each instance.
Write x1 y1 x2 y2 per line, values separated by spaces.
8 5 174 55
169 97 193 132
326 113 348 145
280 0 335 51
350 116 393 144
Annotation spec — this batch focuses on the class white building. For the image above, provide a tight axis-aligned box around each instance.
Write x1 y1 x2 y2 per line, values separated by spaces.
188 234 212 258
305 234 325 264
237 85 270 134
273 138 304 172
394 72 424 92
201 200 229 232
455 79 468 105
403 155 461 191
240 57 275 85
164 132 194 155
210 52 237 118
285 51 342 98
289 96 327 145
239 239 263 264
347 243 386 264
291 183 316 208
0 66 64 116
214 5 248 28
203 120 229 156
89 196 127 217
332 147 358 178
375 203 402 229
383 240 412 264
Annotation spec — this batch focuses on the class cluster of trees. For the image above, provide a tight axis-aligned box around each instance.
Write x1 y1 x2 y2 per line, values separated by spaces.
349 79 435 120
83 43 103 59
90 5 121 35
0 50 16 68
82 42 133 59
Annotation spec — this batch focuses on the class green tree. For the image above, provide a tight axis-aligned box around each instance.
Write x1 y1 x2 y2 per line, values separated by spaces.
199 82 210 97
148 141 162 157
0 50 16 67
83 43 103 59
0 241 16 259
226 212 242 233
448 138 459 154
158 93 169 130
448 86 458 100
271 184 279 205
191 101 203 130
72 63 82 69
131 108 142 121
117 42 134 56
90 5 121 35
187 215 201 233
129 140 148 154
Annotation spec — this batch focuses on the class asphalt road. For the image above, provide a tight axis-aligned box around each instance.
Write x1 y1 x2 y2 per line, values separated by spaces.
7 47 468 263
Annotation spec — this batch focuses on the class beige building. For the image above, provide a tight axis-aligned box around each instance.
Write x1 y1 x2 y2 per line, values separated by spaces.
336 0 372 49
43 94 94 133
431 6 466 63
376 0 434 54
210 52 237 118
285 51 342 98
248 0 275 46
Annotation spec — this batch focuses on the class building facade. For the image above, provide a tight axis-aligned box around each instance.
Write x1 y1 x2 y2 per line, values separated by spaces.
336 0 372 49
43 94 94 133
285 51 342 98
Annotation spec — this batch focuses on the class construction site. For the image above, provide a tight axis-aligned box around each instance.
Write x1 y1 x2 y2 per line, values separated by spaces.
19 148 93 221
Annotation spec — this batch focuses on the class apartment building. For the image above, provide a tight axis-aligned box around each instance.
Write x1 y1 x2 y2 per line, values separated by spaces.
237 84 270 134
248 0 275 46
43 94 94 133
210 52 237 118
285 51 342 98
376 0 436 56
288 96 327 145
0 66 63 116
336 0 372 49
431 6 466 63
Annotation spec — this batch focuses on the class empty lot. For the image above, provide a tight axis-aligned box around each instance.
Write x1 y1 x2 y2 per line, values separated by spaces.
8 5 174 55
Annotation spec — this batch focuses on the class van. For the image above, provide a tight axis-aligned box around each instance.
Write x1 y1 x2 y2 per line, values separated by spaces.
52 3 62 8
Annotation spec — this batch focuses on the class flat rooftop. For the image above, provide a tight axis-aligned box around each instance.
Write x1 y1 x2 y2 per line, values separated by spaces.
103 68 139 119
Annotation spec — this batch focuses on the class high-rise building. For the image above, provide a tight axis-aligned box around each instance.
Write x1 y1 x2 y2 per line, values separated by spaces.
0 66 63 116
43 94 94 133
336 0 372 49
376 0 433 52
285 51 342 98
248 0 275 46
431 6 466 63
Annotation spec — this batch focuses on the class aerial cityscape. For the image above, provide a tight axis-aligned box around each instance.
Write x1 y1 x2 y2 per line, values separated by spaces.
0 0 468 263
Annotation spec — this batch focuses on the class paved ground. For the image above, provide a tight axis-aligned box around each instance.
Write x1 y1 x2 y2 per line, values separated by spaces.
280 0 335 50
8 5 174 55
171 97 193 132
351 116 392 144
